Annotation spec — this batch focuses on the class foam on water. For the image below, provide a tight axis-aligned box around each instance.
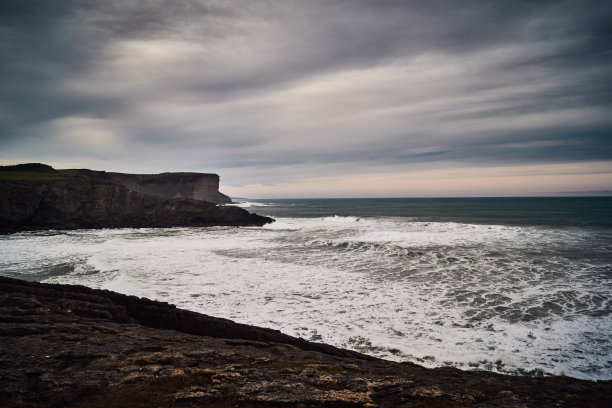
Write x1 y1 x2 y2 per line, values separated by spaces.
1 216 610 380
228 201 279 208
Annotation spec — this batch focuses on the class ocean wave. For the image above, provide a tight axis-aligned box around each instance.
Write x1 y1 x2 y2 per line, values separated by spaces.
1 217 610 380
226 201 278 208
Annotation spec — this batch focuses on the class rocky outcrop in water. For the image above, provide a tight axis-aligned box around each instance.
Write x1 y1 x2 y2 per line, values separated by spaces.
0 164 272 233
0 276 609 408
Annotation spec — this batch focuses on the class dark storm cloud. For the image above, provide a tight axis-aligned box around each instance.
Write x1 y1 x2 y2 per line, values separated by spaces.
0 0 235 129
0 0 611 187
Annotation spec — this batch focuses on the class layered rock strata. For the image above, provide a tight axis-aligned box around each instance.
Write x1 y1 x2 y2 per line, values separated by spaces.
0 276 609 408
73 169 232 204
0 179 271 233
0 164 272 233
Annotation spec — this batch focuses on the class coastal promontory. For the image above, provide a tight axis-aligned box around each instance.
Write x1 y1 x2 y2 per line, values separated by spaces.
0 163 272 233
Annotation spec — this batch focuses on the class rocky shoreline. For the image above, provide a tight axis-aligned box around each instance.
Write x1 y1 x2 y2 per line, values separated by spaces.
1 276 610 407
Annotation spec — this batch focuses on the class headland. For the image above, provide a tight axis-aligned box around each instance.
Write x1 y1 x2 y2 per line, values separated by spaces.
0 163 273 233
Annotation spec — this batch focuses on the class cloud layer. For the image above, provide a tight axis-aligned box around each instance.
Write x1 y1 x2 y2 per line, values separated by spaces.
1 0 611 195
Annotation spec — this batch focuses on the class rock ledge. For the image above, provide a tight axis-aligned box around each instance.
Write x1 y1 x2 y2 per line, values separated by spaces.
1 276 610 407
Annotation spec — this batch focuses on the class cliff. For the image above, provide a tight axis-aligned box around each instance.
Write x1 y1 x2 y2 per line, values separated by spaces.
0 164 272 233
1 276 609 408
72 168 232 205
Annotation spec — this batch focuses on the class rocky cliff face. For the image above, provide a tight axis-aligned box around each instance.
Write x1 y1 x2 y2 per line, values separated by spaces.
75 169 232 204
0 178 272 233
1 276 610 408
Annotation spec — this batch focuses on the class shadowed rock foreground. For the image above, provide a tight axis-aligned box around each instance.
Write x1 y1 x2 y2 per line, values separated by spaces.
0 277 610 408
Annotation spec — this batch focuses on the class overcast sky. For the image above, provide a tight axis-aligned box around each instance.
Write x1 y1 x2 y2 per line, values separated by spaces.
1 0 611 197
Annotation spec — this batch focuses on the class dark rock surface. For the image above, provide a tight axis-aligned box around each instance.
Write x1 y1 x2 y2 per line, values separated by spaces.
71 168 232 205
0 163 231 204
0 168 273 233
0 163 56 173
1 276 610 407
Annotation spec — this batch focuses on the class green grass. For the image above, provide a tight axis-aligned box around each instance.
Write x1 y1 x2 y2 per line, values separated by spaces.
0 171 78 182
56 169 84 177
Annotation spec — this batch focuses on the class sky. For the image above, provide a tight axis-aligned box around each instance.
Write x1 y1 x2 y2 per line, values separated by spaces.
1 0 611 197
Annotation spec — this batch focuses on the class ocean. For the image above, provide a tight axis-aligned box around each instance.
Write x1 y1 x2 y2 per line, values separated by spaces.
1 197 611 380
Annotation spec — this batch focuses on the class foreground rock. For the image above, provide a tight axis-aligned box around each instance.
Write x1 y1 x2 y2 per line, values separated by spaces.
1 277 609 408
0 164 273 233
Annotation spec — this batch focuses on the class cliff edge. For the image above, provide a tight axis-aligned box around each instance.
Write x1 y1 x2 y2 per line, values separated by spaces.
0 164 272 233
71 168 232 205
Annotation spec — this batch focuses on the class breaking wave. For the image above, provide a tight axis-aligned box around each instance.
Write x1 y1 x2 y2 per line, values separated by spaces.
1 214 610 380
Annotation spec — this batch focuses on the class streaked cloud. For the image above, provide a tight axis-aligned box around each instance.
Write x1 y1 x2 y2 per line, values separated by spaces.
1 0 611 196
222 162 612 198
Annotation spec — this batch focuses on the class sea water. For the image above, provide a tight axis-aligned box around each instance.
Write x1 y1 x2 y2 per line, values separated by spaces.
1 197 610 380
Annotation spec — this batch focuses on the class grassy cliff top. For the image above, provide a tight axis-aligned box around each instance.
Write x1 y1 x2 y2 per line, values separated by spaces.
0 163 217 183
0 170 78 182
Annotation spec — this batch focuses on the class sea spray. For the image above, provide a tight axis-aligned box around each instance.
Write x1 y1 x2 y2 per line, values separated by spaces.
1 198 610 380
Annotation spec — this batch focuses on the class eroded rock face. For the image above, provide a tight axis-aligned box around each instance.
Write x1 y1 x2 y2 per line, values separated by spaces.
76 169 232 205
0 179 272 233
1 276 610 408
0 164 267 233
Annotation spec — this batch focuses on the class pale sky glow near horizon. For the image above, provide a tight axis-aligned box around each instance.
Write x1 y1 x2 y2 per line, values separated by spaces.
1 1 611 198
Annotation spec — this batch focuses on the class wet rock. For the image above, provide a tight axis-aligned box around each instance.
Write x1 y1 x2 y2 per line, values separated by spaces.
411 385 443 398
0 276 610 408
173 386 216 400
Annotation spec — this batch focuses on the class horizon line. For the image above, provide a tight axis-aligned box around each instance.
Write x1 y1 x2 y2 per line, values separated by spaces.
231 194 612 200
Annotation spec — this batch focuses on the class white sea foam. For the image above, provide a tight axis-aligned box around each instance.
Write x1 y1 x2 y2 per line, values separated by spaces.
0 217 610 380
227 201 277 208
